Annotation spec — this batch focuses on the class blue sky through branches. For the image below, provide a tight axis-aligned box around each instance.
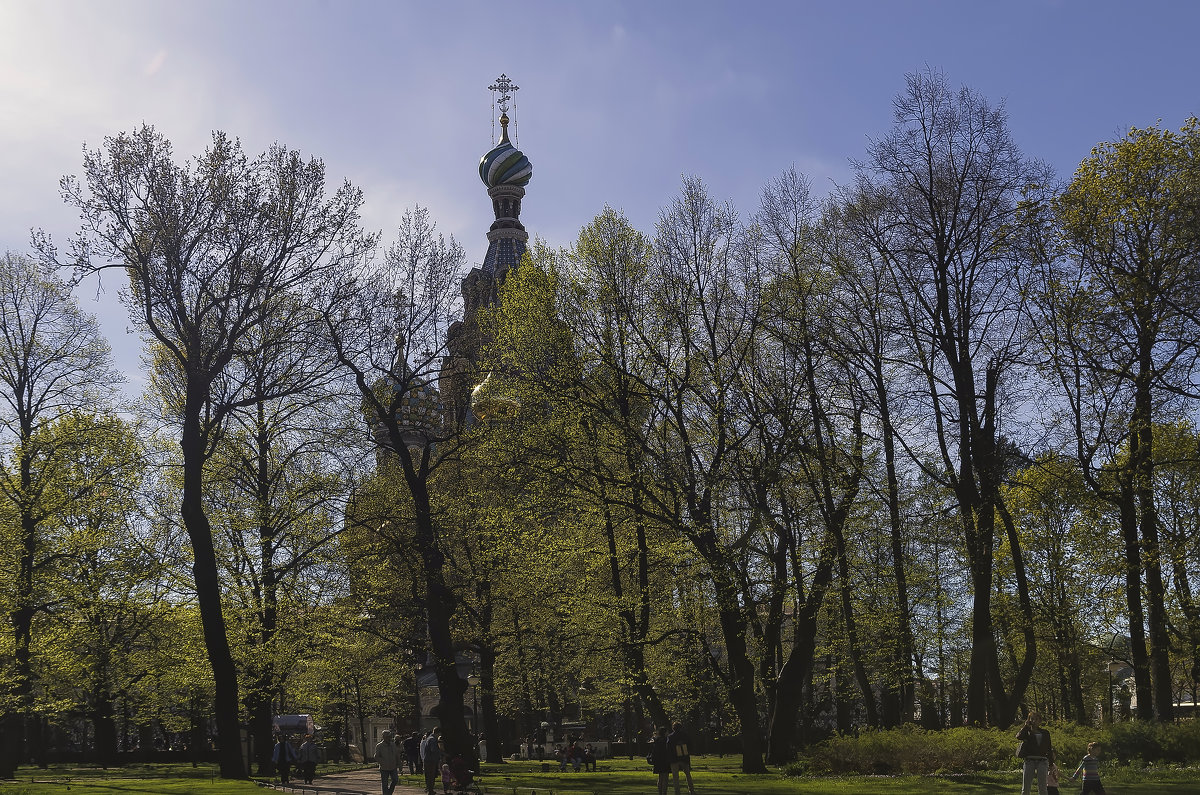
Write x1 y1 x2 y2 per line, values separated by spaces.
1 0 1196 388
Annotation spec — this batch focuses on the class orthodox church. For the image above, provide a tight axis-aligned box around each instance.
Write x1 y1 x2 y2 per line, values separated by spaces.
439 74 533 428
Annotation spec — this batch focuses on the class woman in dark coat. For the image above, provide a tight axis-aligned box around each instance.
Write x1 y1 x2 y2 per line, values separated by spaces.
1016 711 1055 795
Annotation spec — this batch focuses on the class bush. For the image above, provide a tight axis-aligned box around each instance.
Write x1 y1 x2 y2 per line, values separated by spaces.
790 720 1200 776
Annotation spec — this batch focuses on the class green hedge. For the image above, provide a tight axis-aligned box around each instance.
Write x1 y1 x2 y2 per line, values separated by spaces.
789 720 1200 775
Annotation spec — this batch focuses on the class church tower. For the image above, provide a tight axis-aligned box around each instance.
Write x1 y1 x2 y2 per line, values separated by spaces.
441 74 532 428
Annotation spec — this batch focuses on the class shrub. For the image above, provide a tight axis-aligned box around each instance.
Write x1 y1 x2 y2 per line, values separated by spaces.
789 720 1200 776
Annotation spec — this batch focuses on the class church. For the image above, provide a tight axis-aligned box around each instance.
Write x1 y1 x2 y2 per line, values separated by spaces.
440 73 534 430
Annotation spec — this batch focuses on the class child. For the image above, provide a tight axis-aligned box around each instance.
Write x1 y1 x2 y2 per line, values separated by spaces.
1069 742 1106 795
440 762 453 793
1046 760 1061 795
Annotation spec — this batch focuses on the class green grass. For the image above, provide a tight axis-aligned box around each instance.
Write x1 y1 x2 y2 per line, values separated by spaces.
447 755 1200 795
2 757 1197 794
0 761 367 794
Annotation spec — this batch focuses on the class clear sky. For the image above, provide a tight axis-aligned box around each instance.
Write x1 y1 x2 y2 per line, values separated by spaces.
1 0 1198 386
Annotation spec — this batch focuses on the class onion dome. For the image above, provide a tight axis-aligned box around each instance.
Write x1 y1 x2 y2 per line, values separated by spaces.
369 375 444 447
479 113 532 188
470 372 521 422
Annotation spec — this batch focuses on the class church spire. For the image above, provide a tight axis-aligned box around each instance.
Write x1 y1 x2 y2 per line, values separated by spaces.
479 73 532 279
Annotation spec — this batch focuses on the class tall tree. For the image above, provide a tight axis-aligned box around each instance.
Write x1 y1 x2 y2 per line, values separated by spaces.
0 252 116 777
320 206 476 760
40 412 162 767
1041 118 1200 721
854 70 1049 726
52 126 372 776
205 309 354 774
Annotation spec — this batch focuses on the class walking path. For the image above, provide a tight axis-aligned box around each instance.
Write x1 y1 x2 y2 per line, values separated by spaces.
264 768 427 795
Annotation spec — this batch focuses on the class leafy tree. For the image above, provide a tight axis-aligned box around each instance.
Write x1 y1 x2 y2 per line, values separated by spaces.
52 125 373 776
1002 455 1120 722
0 252 116 776
1035 118 1200 721
34 412 161 766
203 308 357 774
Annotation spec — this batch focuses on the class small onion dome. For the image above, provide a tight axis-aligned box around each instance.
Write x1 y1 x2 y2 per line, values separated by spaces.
369 376 443 446
471 372 521 422
479 114 532 188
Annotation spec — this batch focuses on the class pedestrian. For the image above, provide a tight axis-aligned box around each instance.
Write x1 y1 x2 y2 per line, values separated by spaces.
668 721 696 795
1015 711 1055 795
272 733 298 785
404 732 421 775
650 725 673 795
1046 760 1061 795
298 733 320 784
375 729 401 795
420 727 443 795
1069 742 1106 794
477 734 487 764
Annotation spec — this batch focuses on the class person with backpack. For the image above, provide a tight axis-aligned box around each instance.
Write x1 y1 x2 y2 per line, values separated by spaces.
668 721 696 795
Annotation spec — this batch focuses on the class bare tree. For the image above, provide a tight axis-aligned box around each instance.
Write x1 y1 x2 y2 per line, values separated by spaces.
319 206 476 759
853 70 1050 726
48 125 373 777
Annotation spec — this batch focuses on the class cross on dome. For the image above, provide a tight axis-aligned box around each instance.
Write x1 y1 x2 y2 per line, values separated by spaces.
488 73 519 114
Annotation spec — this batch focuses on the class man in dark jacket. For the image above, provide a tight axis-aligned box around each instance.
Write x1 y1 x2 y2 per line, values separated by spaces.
420 728 442 795
403 732 421 775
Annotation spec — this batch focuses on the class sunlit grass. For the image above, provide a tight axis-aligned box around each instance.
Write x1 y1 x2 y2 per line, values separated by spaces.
1 757 1196 794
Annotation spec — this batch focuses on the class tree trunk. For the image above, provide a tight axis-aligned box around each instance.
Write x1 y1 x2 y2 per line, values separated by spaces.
181 399 245 778
1117 473 1154 719
405 460 470 760
479 646 502 762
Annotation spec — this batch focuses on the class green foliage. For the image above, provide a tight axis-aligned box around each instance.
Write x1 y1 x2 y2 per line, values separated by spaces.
795 722 1200 775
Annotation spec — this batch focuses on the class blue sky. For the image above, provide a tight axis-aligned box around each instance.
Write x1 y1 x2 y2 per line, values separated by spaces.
1 0 1198 385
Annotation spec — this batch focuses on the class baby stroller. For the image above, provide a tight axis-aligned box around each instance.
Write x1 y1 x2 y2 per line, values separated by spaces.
442 754 482 795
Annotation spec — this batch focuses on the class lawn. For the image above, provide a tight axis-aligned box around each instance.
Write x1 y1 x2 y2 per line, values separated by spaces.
2 757 1197 794
434 755 1198 795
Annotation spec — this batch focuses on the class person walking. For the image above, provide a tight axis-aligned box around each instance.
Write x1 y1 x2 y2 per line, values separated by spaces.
375 730 401 795
272 734 298 785
420 727 443 795
403 732 421 775
650 726 674 795
668 721 696 795
1069 742 1106 794
1015 711 1055 795
298 734 320 784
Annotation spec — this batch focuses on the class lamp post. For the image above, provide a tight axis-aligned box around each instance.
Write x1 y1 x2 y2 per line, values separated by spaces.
1108 659 1123 723
468 671 481 736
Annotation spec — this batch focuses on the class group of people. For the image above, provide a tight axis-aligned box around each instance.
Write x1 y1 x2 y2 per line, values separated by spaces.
270 733 319 785
555 741 597 771
374 727 450 795
649 721 696 795
1016 711 1107 795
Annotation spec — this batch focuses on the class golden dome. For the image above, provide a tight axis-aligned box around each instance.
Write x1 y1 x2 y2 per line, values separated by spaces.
470 372 521 422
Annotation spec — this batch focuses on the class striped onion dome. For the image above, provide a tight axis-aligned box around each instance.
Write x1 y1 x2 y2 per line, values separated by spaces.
479 113 532 188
